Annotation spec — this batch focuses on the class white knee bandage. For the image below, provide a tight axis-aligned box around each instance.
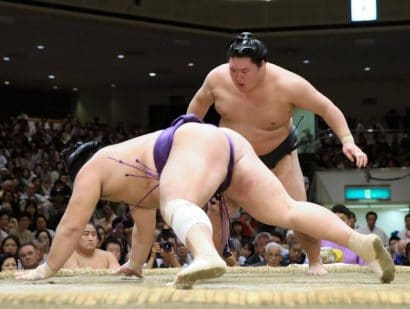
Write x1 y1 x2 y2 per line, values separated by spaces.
162 199 212 246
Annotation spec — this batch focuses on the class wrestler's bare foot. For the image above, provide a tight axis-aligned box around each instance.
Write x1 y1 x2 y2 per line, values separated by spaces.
365 234 395 283
306 262 328 276
171 255 226 289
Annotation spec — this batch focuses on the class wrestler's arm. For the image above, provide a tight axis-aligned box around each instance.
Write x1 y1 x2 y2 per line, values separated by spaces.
16 165 101 280
187 74 216 119
113 207 156 277
287 76 367 167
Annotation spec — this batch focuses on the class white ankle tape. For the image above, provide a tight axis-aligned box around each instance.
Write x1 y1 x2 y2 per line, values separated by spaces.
163 199 212 246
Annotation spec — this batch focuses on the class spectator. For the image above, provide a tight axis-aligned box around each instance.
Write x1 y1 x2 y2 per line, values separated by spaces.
1 235 20 258
0 209 10 244
101 238 125 264
63 223 119 269
34 229 53 260
283 240 306 265
238 241 255 266
398 213 410 241
95 225 106 248
357 211 388 246
264 242 286 267
32 215 55 238
387 235 401 261
320 204 363 264
394 239 410 265
145 240 181 269
244 232 271 266
238 210 258 242
9 212 34 244
18 242 41 270
94 201 117 236
0 254 18 271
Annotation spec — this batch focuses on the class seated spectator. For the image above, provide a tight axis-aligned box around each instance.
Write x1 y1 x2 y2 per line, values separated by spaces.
404 242 410 266
230 220 244 245
0 209 10 244
18 242 41 270
24 198 39 231
285 229 298 246
33 229 53 262
101 237 125 264
95 225 106 248
283 240 306 265
238 210 258 242
63 223 119 269
321 204 364 264
94 201 117 236
387 235 401 261
264 242 286 267
244 232 271 266
398 213 410 241
0 254 18 271
9 212 33 244
394 239 410 265
110 218 129 256
32 215 55 238
1 235 20 258
238 241 255 266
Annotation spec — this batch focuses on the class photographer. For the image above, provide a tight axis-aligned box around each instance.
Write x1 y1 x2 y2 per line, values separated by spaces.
145 226 181 269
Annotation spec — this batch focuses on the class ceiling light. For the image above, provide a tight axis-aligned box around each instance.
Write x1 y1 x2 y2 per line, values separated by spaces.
36 45 45 50
48 74 55 79
149 72 157 77
111 83 116 88
2 56 10 61
187 62 195 67
364 66 371 71
73 87 78 91
117 54 125 59
303 59 310 64
4 81 10 85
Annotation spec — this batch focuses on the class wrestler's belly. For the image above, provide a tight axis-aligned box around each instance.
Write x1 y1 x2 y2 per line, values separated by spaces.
220 120 291 156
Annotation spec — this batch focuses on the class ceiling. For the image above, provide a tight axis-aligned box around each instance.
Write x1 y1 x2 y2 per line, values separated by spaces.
1 1 410 94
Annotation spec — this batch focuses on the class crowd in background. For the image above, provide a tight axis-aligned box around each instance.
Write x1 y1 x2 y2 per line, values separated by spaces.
0 112 409 272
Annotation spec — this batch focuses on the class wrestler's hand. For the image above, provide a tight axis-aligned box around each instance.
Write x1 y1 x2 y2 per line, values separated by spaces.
112 259 143 278
15 263 56 280
342 142 368 168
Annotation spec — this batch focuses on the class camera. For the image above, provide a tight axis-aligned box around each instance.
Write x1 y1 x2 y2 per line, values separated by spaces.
160 241 173 252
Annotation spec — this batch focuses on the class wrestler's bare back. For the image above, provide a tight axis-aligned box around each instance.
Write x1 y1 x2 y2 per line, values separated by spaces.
83 125 252 210
209 63 297 155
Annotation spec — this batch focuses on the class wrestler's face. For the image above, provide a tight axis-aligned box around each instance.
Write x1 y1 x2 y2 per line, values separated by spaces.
229 57 265 92
78 224 98 251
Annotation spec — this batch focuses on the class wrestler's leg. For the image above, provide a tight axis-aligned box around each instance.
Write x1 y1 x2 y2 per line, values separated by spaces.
229 153 394 283
158 126 229 288
273 150 326 275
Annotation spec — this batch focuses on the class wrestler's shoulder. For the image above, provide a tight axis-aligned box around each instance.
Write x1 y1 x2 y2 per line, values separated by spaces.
207 64 230 79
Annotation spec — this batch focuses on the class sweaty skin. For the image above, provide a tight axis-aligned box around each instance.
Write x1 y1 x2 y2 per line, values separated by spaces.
14 123 392 287
187 57 368 275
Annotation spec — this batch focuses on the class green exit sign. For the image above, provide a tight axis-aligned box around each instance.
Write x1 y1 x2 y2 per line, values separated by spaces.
345 185 391 201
